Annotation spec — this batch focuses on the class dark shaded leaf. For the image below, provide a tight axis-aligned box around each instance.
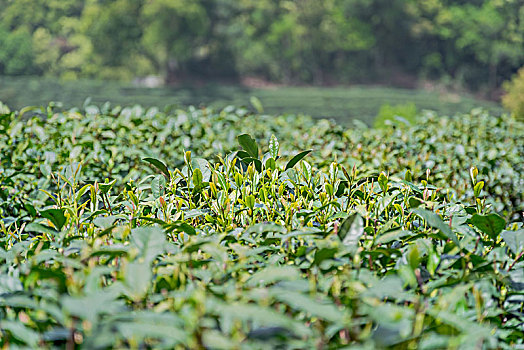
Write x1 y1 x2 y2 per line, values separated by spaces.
470 213 506 239
237 134 259 159
285 150 312 170
40 208 67 231
143 157 170 181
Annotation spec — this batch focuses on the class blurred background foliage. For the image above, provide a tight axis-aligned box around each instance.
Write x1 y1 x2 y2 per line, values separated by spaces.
0 0 523 97
502 67 524 120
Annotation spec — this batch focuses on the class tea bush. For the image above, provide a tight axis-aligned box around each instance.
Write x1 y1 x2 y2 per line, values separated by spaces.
0 76 504 122
0 103 522 348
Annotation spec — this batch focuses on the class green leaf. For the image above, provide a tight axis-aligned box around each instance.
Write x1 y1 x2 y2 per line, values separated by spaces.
407 244 420 271
427 249 440 276
408 196 423 209
89 246 129 258
75 184 91 203
0 273 23 294
40 208 67 231
246 266 300 287
246 222 287 235
265 157 276 170
40 163 52 177
470 213 506 239
378 172 388 192
202 330 236 350
405 169 413 182
426 308 492 336
239 157 262 172
143 157 170 181
124 261 152 300
269 134 279 159
362 276 405 300
24 202 37 218
211 302 310 338
375 194 394 216
163 222 196 236
285 150 312 170
1 320 40 347
237 134 259 159
192 168 203 190
151 174 166 199
98 179 116 194
501 229 523 254
412 208 459 247
245 195 255 210
250 96 264 113
272 289 344 323
376 229 412 244
191 158 211 182
183 209 206 219
26 266 67 292
93 215 119 229
236 150 251 160
115 314 187 346
314 247 338 265
130 226 166 264
473 181 484 197
25 222 57 235
339 213 364 247
62 290 123 324
366 303 414 341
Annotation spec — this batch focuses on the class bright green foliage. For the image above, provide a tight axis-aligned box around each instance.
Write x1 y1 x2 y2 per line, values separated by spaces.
373 102 418 128
0 103 523 348
503 67 524 120
2 102 520 215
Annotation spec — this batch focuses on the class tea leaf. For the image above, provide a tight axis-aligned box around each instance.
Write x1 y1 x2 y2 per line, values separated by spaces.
471 213 506 239
143 157 170 181
238 134 259 159
285 150 312 170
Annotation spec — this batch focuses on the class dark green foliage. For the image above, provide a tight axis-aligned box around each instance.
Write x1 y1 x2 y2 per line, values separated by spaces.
0 76 504 122
0 0 523 90
0 26 35 75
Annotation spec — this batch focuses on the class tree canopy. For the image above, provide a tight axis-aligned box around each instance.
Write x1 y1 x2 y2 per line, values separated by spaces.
0 0 522 92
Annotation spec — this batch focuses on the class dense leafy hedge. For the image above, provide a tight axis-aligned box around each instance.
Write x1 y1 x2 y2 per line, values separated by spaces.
1 104 521 218
0 103 523 348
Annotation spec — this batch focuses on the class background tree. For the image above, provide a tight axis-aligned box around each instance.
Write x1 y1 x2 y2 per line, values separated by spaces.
140 0 210 83
0 0 522 92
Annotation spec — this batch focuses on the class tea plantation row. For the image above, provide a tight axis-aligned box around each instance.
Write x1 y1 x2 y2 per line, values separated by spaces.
0 76 504 122
0 102 522 348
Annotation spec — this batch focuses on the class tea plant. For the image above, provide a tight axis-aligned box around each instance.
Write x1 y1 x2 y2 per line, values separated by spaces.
0 103 523 348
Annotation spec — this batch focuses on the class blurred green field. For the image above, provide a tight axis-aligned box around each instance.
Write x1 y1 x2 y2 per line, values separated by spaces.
0 76 503 124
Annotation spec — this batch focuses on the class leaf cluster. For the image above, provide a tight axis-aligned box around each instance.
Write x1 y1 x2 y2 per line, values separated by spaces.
0 104 522 348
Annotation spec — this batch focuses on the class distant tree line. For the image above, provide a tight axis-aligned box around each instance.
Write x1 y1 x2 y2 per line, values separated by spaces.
0 0 523 93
